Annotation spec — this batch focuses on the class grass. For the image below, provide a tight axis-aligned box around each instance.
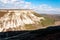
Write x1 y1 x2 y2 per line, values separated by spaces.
40 17 55 27
33 12 55 27
24 24 37 30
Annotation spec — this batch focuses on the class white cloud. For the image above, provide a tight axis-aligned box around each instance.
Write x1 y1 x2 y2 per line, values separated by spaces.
0 0 33 9
0 0 60 14
35 4 60 14
0 0 17 4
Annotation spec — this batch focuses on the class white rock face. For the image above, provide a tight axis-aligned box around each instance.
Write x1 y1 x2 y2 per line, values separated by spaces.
0 10 45 32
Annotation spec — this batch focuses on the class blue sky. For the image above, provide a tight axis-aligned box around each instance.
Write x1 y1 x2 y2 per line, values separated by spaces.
25 0 60 8
0 0 60 14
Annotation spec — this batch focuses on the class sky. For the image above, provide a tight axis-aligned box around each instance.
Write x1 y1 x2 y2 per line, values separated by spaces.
0 0 60 14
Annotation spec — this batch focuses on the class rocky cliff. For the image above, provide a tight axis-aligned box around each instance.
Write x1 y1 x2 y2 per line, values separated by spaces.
0 9 45 32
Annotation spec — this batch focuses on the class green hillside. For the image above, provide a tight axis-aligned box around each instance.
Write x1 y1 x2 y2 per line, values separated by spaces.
23 12 55 30
41 17 55 27
33 12 55 27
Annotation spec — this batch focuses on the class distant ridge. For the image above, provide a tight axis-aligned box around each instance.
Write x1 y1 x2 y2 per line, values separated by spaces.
0 9 33 10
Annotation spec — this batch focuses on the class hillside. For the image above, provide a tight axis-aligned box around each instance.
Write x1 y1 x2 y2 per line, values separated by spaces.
40 14 60 25
33 13 55 26
41 14 60 21
0 9 55 32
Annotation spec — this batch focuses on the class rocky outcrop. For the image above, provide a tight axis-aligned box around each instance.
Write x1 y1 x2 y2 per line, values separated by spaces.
0 10 45 32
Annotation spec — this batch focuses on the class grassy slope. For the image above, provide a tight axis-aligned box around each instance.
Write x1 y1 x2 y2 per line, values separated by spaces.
0 11 55 30
33 12 55 27
41 17 55 26
24 12 55 30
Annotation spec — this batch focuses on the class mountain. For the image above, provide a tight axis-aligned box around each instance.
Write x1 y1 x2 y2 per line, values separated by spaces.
0 9 55 32
41 14 60 21
40 14 60 25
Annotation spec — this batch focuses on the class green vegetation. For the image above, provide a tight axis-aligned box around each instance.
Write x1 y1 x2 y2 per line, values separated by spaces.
33 12 55 27
40 17 55 27
24 17 55 29
24 24 37 30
